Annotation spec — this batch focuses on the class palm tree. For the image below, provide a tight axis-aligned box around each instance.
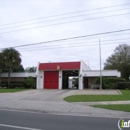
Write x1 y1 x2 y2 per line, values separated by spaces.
2 48 21 88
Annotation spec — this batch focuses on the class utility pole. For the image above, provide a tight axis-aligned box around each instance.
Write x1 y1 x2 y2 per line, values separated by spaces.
99 39 102 89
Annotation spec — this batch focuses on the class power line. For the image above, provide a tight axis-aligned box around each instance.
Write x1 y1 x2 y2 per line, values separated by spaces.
15 38 130 50
1 28 130 49
1 7 130 30
0 12 130 35
23 41 130 50
17 41 128 52
1 2 130 27
18 40 130 51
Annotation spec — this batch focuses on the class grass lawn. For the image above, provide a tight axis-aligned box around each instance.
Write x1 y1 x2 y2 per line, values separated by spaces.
93 104 130 112
0 88 28 93
64 90 130 102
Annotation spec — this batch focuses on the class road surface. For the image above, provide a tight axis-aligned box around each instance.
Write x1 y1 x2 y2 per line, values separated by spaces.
0 109 121 130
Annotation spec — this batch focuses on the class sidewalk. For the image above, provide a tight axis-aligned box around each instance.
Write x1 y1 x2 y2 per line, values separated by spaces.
74 100 130 106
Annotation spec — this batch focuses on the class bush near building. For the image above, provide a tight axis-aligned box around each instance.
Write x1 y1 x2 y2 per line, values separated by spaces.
117 82 130 89
0 82 24 88
0 76 36 89
96 77 130 89
24 76 36 89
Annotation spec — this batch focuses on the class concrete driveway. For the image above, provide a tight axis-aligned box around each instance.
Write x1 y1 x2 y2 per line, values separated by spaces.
0 89 129 118
13 89 120 101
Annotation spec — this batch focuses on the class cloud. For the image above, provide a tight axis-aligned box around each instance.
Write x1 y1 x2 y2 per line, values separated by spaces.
0 0 129 70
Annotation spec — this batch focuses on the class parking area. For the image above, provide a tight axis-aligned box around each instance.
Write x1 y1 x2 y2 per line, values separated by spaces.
0 89 121 102
14 89 120 102
0 89 128 118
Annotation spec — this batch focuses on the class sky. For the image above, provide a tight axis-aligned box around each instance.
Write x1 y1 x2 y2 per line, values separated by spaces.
0 0 130 70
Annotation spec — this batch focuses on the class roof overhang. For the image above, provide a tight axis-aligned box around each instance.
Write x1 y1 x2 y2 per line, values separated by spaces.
83 70 121 77
39 61 80 71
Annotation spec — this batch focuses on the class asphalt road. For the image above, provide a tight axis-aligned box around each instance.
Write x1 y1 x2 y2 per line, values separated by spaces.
0 109 120 130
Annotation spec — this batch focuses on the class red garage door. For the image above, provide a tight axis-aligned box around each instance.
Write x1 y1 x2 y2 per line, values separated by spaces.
44 71 59 89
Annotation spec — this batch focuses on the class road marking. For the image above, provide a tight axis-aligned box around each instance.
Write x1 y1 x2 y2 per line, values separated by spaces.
0 123 42 130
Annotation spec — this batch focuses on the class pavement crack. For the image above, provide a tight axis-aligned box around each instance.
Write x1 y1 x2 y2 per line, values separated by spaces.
69 106 75 112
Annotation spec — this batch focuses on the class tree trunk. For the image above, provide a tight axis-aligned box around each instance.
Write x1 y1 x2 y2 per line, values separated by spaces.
8 69 11 88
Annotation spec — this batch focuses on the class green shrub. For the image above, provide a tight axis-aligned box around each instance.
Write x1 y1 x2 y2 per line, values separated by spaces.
96 77 110 89
0 82 24 88
104 83 117 89
96 77 124 89
117 82 130 89
24 76 36 89
107 78 125 83
0 82 8 88
10 82 24 88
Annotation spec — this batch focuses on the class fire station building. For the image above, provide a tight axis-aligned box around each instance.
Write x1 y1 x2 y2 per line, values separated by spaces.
36 61 120 90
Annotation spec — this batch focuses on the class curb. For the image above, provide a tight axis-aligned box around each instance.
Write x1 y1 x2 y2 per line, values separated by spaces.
0 107 130 118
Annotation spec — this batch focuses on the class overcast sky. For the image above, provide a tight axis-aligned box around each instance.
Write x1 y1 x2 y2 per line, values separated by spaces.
0 0 130 70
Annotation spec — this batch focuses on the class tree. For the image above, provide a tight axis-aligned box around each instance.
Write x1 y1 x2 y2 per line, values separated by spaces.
104 44 130 80
1 48 21 88
12 65 25 72
25 66 36 72
3 64 25 72
0 53 4 70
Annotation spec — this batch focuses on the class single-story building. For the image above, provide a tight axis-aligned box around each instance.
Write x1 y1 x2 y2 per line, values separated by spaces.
0 72 36 88
1 72 36 82
0 60 121 89
36 61 121 90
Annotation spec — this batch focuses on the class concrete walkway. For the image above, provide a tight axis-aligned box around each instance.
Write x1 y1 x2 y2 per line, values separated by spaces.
75 100 130 106
0 89 129 118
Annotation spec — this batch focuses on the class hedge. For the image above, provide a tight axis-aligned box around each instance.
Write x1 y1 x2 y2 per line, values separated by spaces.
0 82 25 88
117 82 130 89
107 78 126 83
0 77 36 89
96 77 127 89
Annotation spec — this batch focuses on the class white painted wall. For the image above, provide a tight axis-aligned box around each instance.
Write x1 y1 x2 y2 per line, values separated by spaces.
1 72 36 77
82 70 121 77
59 70 62 89
68 78 73 88
78 60 91 90
36 71 43 89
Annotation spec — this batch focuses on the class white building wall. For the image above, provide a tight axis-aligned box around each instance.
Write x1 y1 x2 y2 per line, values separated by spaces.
1 72 36 77
37 71 43 89
59 70 62 89
82 70 121 77
78 60 91 90
68 78 73 88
